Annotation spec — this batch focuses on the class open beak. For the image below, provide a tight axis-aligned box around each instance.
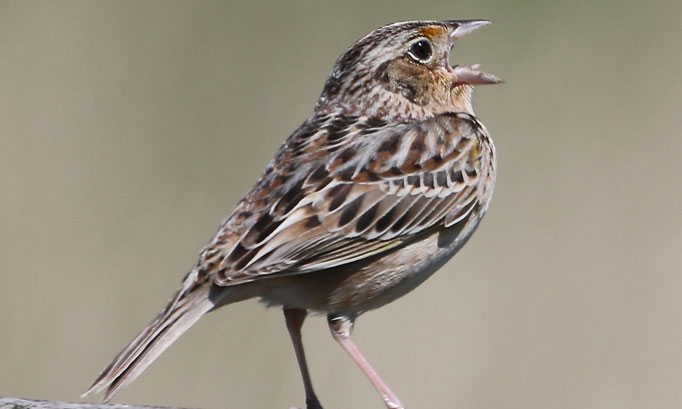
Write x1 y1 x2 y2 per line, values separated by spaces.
445 20 502 85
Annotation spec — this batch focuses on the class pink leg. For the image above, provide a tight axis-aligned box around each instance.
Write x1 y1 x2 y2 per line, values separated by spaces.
284 308 323 409
328 315 404 409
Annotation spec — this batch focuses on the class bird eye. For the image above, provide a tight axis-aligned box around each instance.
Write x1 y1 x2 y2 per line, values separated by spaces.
407 39 433 62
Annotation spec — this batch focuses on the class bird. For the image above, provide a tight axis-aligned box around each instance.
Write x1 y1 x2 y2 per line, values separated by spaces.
83 19 501 409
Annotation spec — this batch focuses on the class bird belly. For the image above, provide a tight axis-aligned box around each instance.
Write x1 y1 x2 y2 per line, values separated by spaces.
258 212 484 316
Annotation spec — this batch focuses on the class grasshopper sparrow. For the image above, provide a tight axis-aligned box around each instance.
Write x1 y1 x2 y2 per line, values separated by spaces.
84 20 501 409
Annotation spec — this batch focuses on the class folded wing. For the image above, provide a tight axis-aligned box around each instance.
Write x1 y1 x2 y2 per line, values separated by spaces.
196 112 493 286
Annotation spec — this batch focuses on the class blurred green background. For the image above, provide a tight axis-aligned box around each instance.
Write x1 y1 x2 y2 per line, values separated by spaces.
2 1 682 408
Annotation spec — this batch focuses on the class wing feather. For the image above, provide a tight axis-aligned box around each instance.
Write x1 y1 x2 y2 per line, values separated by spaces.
207 112 494 286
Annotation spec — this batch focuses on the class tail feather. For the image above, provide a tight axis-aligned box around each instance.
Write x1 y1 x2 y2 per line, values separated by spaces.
83 283 215 402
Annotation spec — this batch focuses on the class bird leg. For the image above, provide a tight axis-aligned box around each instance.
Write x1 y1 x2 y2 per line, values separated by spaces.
284 308 323 409
328 315 404 409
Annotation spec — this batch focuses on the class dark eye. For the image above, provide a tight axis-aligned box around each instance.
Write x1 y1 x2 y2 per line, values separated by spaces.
408 39 433 62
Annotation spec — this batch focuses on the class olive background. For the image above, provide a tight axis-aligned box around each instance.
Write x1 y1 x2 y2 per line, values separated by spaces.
2 1 681 408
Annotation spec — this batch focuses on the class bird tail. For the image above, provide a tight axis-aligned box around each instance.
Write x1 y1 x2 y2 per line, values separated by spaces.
82 281 216 402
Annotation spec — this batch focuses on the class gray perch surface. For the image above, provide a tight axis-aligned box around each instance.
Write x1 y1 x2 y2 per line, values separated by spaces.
0 398 192 409
0 398 301 409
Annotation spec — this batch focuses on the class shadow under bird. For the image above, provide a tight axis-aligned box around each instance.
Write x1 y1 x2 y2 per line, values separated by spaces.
84 19 501 409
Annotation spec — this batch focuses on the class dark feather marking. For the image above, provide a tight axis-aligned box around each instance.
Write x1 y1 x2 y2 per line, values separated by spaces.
314 176 333 192
399 82 418 103
450 169 464 184
353 170 380 182
272 179 305 216
326 117 354 141
305 216 322 228
307 165 333 191
236 244 279 272
375 207 395 232
246 213 281 245
326 184 345 199
309 165 329 182
422 173 434 188
410 136 426 153
435 171 447 187
290 117 323 142
328 184 352 211
391 209 412 233
233 247 260 271
365 117 387 128
226 243 248 262
339 195 364 227
339 167 356 181
377 134 401 154
337 148 355 163
355 202 379 232
406 175 420 187
388 166 402 176
374 60 391 84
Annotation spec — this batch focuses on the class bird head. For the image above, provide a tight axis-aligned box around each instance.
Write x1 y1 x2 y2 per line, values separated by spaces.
316 20 501 121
